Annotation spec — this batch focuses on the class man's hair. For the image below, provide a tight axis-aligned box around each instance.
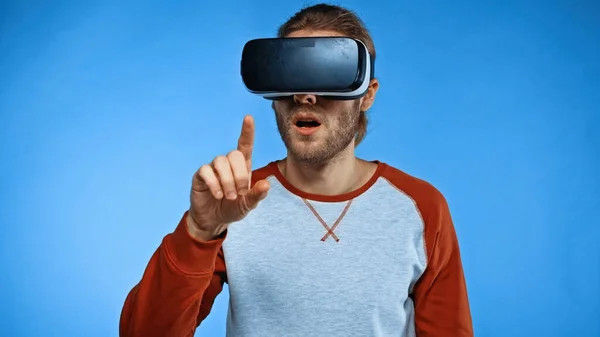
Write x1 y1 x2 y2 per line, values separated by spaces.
277 3 376 146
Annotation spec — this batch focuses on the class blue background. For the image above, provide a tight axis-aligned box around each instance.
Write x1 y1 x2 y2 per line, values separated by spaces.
1 0 598 336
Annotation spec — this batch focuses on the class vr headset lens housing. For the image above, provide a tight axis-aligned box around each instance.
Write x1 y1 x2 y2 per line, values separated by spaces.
241 37 374 100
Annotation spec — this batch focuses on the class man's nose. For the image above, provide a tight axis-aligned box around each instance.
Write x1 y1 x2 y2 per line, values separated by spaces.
293 94 317 105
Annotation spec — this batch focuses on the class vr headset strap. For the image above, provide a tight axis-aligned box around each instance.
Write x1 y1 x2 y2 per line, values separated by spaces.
370 54 375 80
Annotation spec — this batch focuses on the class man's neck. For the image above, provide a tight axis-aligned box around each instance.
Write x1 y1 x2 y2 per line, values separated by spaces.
277 146 376 196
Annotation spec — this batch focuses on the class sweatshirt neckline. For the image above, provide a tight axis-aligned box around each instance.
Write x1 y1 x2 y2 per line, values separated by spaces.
267 160 386 203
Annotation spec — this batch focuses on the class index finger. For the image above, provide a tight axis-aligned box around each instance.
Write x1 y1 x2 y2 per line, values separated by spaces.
237 115 254 170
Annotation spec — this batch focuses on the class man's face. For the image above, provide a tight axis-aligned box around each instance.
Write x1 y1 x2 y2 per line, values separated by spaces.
272 29 377 165
273 93 361 165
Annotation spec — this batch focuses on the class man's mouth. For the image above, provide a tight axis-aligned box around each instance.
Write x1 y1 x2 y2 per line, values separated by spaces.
291 114 322 136
292 114 322 129
295 120 321 128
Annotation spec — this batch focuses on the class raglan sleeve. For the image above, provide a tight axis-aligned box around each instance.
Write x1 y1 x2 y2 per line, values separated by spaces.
119 211 227 337
412 190 474 337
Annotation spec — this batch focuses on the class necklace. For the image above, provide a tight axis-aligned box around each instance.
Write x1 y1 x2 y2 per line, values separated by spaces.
302 198 353 242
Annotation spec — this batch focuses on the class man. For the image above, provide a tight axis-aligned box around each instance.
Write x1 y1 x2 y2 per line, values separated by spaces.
119 4 473 337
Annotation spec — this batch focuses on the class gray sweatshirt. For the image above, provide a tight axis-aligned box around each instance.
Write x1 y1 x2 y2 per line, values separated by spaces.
120 161 474 337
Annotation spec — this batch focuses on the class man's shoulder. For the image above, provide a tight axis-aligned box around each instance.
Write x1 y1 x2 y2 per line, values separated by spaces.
379 162 455 234
378 161 449 212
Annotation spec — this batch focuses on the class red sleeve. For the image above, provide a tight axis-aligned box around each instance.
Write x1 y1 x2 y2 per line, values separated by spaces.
119 212 227 337
411 190 474 336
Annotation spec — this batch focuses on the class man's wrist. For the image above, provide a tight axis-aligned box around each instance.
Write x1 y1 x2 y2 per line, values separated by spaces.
186 213 224 242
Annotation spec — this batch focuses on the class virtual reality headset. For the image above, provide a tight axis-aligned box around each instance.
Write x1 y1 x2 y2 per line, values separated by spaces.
240 36 375 100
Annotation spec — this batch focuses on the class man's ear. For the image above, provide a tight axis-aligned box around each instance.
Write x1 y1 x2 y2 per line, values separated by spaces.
360 79 379 111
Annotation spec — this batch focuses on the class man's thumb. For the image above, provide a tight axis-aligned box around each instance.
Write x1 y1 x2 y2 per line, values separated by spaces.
243 179 270 209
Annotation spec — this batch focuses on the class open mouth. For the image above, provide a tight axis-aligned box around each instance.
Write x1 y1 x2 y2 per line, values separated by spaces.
295 120 321 128
293 113 322 129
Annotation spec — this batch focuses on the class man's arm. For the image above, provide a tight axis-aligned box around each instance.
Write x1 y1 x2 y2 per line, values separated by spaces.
412 191 474 336
119 212 227 337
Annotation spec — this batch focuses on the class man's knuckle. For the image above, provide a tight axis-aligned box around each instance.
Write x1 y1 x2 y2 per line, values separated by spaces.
213 155 228 167
228 150 243 160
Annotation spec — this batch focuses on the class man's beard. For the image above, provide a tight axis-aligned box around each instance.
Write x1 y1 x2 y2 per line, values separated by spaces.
273 100 361 165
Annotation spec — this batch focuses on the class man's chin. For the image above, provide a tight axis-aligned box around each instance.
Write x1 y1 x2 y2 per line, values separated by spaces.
287 140 314 154
289 135 322 147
